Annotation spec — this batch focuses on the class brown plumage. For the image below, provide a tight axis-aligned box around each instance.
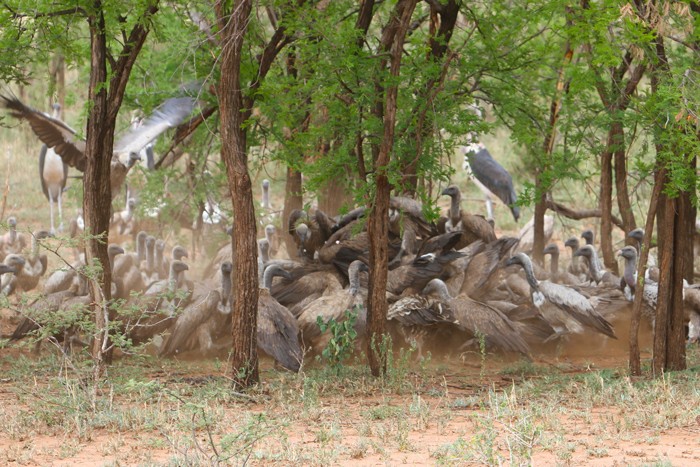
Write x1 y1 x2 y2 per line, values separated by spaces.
258 264 303 372
288 208 336 260
423 279 530 355
459 236 518 300
123 260 191 346
159 262 232 357
270 263 344 317
386 251 464 300
297 260 368 355
440 185 496 249
506 253 616 340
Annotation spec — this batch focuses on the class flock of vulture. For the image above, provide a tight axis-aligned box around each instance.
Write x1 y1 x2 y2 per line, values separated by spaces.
1 92 700 373
2 176 700 372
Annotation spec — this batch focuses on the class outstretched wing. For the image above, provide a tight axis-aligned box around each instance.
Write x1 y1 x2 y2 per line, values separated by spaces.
2 95 86 171
115 97 196 155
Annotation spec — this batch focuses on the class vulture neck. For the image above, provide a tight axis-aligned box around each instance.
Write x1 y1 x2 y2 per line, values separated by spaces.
167 266 181 294
622 255 637 289
221 270 233 306
262 266 280 290
586 249 603 282
348 262 364 296
548 251 559 276
519 257 540 291
146 243 155 272
155 247 164 274
9 226 16 243
137 236 146 263
430 279 453 301
30 235 41 260
448 192 462 224
261 185 270 209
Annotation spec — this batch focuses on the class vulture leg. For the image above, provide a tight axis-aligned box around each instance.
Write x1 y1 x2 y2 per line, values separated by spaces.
57 189 64 232
48 190 57 234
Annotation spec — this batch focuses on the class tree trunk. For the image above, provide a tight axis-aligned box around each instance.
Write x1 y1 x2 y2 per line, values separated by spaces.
649 34 690 375
534 39 573 265
654 187 688 374
282 166 303 260
628 167 663 375
86 10 115 374
366 0 418 376
599 144 615 272
613 123 636 240
218 0 260 388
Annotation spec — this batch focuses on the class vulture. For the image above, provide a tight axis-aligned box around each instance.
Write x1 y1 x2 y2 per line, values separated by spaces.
420 278 530 355
0 217 28 262
627 228 658 273
564 237 588 278
574 245 619 287
123 260 191 346
581 229 604 270
257 264 304 372
270 262 344 318
386 250 465 300
506 253 616 340
461 143 520 221
288 208 336 260
10 272 90 353
1 255 26 296
440 185 497 249
1 94 197 200
387 283 462 358
617 246 658 310
542 243 580 285
14 230 53 292
297 260 368 355
159 261 233 357
39 103 69 234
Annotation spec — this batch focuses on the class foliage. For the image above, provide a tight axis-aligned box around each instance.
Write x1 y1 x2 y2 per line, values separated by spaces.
316 305 360 373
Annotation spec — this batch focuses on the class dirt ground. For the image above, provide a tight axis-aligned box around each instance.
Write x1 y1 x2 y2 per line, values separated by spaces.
2 303 699 466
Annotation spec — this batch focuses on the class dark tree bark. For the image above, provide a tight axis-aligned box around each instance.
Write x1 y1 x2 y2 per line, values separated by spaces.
649 35 691 375
282 166 303 259
86 8 115 373
534 40 573 265
629 167 663 375
599 144 614 271
215 0 299 387
84 1 158 373
217 0 260 387
366 0 418 376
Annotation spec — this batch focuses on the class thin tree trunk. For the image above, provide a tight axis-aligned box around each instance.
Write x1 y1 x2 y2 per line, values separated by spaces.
86 10 114 374
629 167 663 375
613 124 636 239
599 143 614 272
367 0 418 376
218 0 260 387
534 41 573 265
282 166 303 259
649 34 689 375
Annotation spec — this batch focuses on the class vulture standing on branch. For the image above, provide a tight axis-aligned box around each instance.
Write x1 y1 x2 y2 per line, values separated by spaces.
1 94 197 200
440 185 496 249
461 143 520 221
39 103 69 234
